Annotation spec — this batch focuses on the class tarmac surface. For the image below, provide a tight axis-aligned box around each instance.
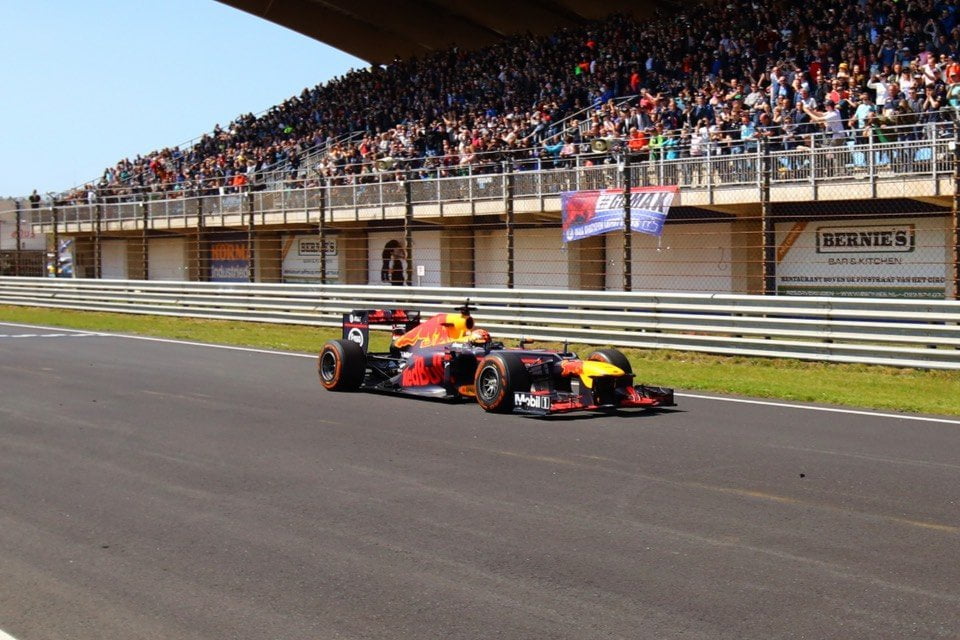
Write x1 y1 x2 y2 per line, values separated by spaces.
0 323 958 639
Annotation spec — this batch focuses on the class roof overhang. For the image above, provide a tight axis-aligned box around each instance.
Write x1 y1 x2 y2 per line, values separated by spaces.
216 0 664 65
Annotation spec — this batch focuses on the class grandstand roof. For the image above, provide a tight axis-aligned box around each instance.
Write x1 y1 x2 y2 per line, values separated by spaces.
216 0 665 65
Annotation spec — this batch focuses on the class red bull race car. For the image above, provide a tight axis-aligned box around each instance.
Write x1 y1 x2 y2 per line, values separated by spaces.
318 301 675 416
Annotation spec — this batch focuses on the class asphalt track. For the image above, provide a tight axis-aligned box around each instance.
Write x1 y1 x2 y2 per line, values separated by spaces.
0 322 959 640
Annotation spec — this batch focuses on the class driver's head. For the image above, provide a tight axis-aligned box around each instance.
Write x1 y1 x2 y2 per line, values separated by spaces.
469 328 491 345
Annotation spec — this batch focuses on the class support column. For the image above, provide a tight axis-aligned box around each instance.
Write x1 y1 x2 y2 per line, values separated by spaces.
197 194 208 281
504 162 515 289
320 178 328 284
622 155 633 292
52 202 60 277
403 178 413 286
953 125 960 300
760 139 776 295
141 198 149 280
14 199 22 277
247 191 255 283
94 198 103 279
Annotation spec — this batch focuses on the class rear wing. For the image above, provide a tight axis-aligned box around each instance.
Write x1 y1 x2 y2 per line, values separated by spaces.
342 309 421 352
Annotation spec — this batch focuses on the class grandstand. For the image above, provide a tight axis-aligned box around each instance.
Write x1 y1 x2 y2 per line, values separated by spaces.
17 0 960 298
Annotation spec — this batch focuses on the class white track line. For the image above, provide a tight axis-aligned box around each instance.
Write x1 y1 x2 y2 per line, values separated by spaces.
2 321 958 425
0 628 20 640
677 393 960 426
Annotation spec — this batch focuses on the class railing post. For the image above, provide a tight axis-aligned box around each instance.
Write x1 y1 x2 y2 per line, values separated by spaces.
809 135 817 200
14 199 22 277
247 190 256 283
622 154 633 292
403 176 413 286
504 161 515 289
706 145 714 205
95 196 102 279
319 177 328 285
952 124 959 300
468 164 474 203
52 201 60 278
760 139 775 295
141 197 149 280
197 192 207 282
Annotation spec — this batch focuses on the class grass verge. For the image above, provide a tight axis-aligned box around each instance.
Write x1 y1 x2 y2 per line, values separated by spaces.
1 304 959 417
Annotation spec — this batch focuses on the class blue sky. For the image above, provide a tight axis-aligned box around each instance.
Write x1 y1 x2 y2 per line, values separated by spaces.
0 0 365 198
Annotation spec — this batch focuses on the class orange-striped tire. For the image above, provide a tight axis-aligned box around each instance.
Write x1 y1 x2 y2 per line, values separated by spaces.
474 353 530 413
318 339 366 391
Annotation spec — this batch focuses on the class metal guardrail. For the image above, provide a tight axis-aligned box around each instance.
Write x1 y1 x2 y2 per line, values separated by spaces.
2 277 959 370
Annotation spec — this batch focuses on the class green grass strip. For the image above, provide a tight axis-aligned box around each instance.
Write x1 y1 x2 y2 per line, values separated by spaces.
2 304 959 417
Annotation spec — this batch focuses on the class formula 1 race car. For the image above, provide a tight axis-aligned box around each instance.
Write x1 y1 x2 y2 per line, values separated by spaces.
318 301 675 416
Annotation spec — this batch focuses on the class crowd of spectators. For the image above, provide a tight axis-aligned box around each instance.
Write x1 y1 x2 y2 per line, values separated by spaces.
51 0 960 203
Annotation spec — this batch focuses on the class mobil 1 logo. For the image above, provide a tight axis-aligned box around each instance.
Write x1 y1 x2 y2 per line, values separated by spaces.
514 392 551 411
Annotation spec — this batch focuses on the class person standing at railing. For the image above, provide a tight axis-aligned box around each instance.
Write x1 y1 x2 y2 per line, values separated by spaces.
848 92 876 147
868 69 894 107
689 94 714 127
688 118 711 185
946 67 960 109
920 85 942 123
801 99 847 172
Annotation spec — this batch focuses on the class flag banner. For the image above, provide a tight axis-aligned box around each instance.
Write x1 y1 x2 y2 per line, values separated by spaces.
209 232 250 282
561 187 679 242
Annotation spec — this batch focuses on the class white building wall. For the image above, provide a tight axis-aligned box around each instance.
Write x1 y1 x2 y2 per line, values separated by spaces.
514 228 569 289
475 229 508 288
101 240 127 279
148 237 187 281
606 222 735 292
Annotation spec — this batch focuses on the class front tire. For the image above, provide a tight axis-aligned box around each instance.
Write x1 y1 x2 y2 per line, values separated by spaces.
318 339 366 391
474 353 530 413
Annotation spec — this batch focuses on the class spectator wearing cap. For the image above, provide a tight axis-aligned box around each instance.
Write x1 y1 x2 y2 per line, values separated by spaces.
868 70 894 108
802 98 846 146
895 62 916 93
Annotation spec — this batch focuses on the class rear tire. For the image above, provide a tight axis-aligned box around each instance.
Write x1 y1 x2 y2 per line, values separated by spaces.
318 339 366 391
474 353 530 413
587 348 632 375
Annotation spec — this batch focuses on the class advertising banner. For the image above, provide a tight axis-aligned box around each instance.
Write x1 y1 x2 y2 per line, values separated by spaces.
209 232 250 282
776 218 947 298
561 186 679 242
281 235 339 282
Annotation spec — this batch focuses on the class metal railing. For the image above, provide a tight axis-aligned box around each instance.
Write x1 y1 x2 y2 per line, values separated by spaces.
2 277 959 370
30 121 956 227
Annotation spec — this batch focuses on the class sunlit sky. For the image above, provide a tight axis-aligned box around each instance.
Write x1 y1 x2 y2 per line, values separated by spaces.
0 0 365 198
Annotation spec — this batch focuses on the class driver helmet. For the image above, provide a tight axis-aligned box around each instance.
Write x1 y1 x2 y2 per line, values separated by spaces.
469 328 491 345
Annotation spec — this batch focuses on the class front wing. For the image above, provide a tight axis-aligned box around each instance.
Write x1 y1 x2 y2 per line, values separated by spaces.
512 384 675 416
